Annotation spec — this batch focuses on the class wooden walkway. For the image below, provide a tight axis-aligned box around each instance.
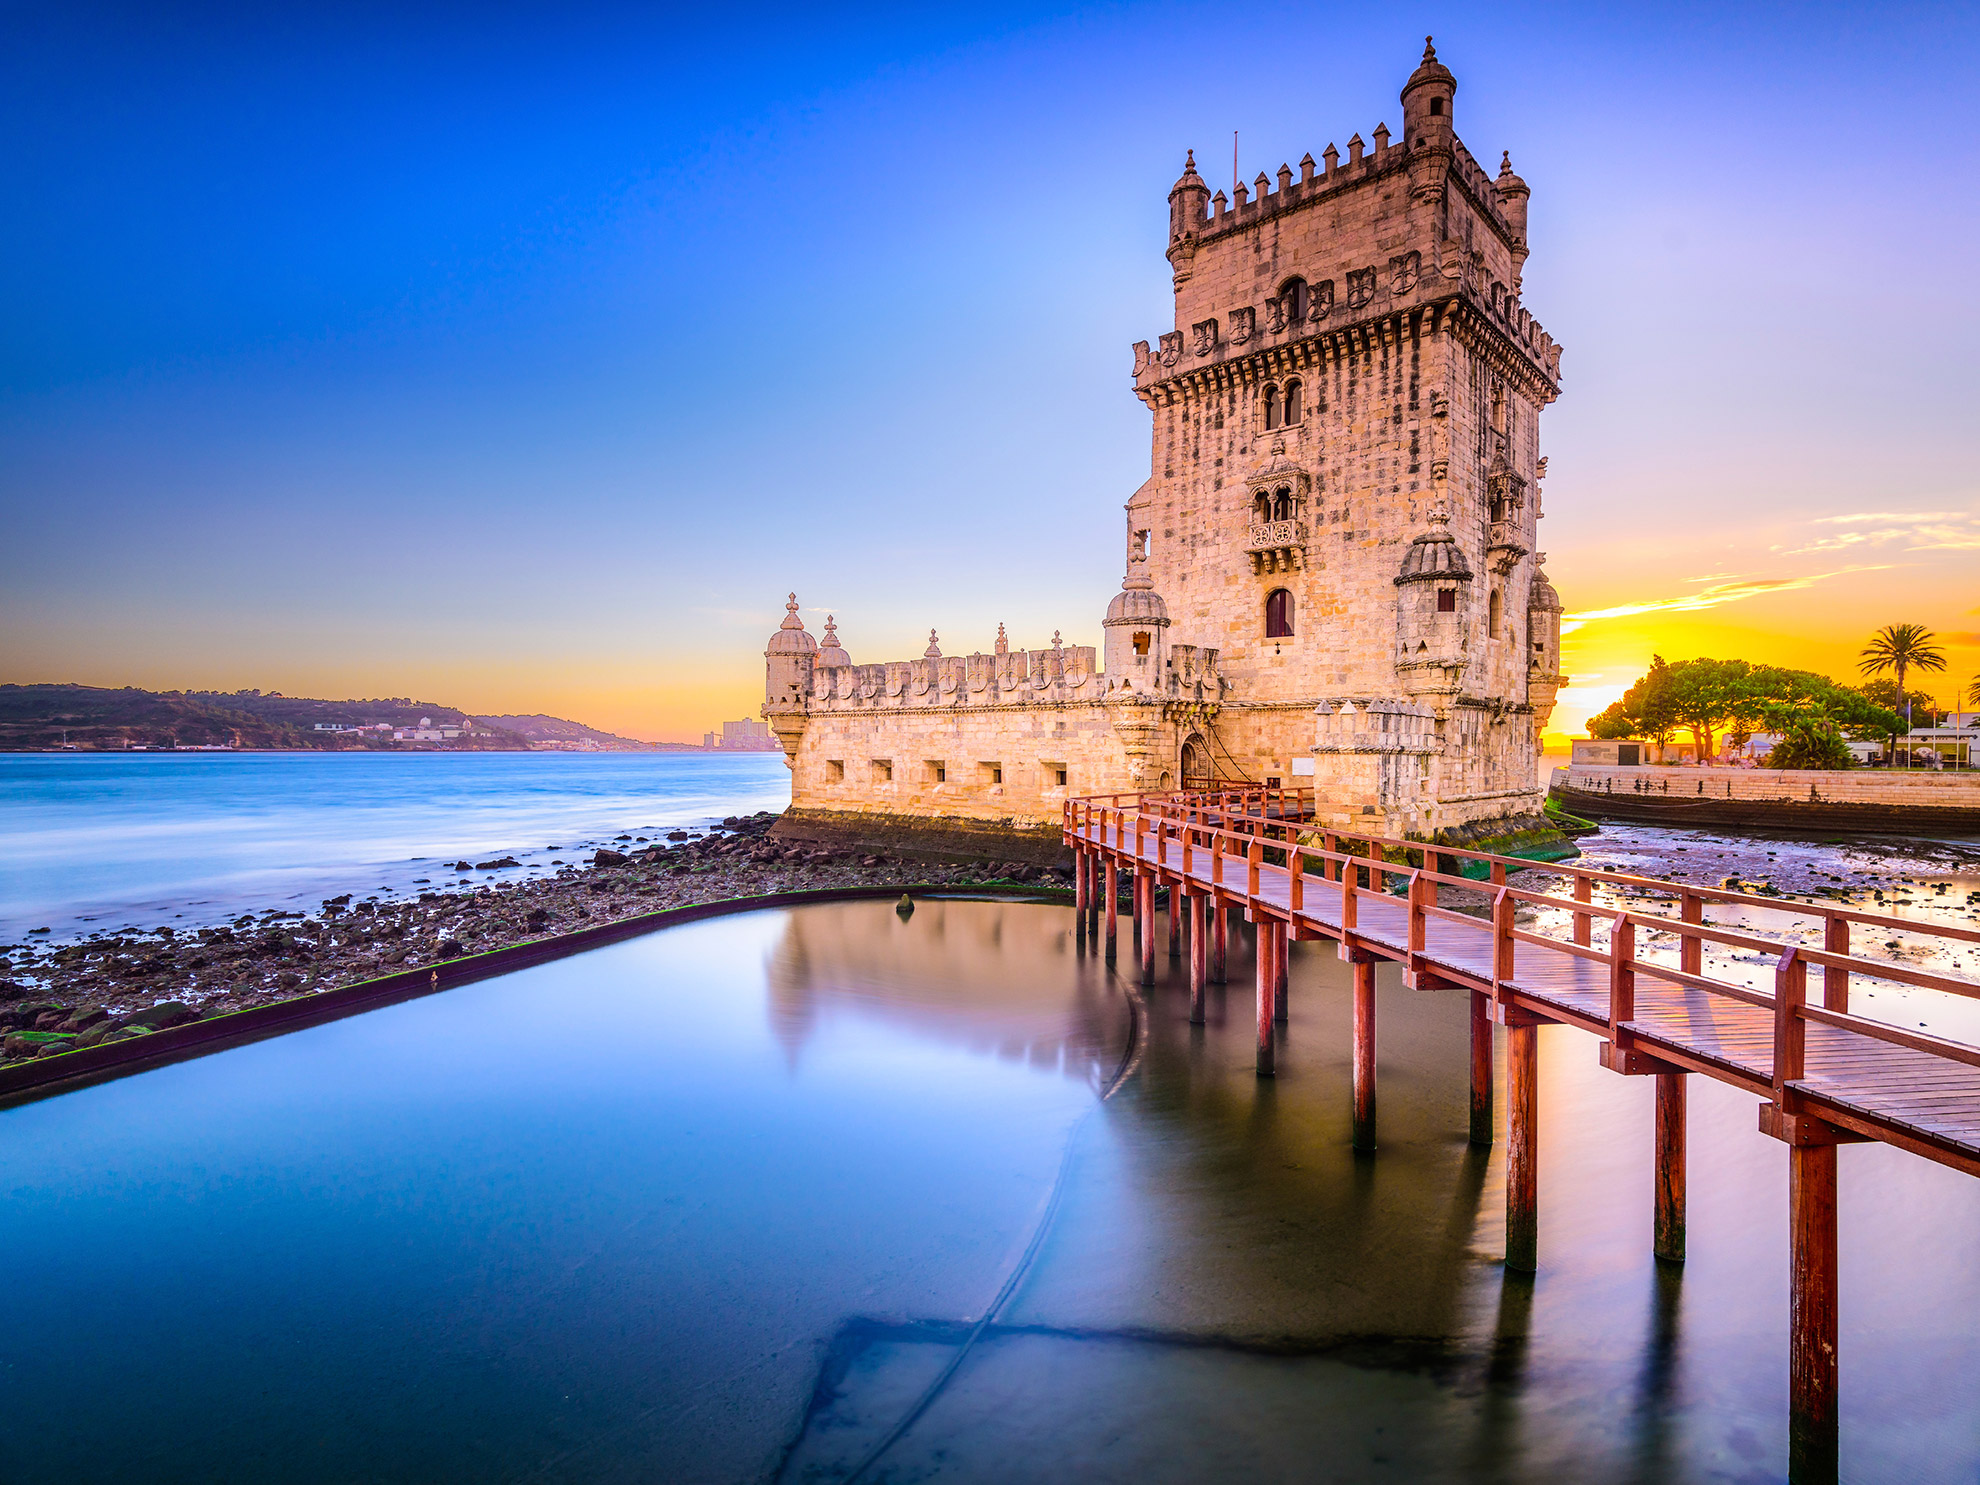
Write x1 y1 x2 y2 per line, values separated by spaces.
1064 787 1980 1479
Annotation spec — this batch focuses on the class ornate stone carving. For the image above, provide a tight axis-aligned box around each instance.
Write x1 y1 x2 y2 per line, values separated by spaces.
1309 278 1334 321
1191 318 1218 357
1345 267 1377 310
1264 296 1286 334
1229 305 1255 344
1132 340 1150 377
1158 331 1183 368
1388 250 1420 296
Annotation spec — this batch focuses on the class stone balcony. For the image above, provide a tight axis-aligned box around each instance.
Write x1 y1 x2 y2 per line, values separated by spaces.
1246 519 1307 573
1486 519 1529 574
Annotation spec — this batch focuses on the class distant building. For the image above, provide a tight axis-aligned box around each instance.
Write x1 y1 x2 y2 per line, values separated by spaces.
394 717 469 743
704 719 779 751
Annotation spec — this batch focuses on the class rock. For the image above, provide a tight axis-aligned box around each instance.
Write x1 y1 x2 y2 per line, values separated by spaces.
55 1008 109 1035
475 858 519 870
667 830 690 842
435 938 466 960
454 862 474 871
0 980 30 1001
896 895 915 918
120 1001 198 1031
34 1009 73 1030
275 971 303 990
4 1030 75 1058
593 849 630 867
861 856 882 868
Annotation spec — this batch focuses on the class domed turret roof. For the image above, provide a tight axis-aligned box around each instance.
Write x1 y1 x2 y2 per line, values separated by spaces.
1404 36 1455 96
815 614 851 667
1495 150 1529 199
766 593 818 653
1169 148 1206 199
1105 571 1171 625
1394 512 1474 584
1529 559 1562 612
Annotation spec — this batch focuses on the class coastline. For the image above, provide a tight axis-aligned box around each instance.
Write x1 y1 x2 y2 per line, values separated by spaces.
0 812 1071 1072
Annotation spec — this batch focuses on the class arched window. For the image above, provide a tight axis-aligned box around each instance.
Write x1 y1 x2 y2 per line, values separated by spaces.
1265 588 1294 638
1281 277 1310 324
1283 378 1303 425
1264 384 1281 430
1488 589 1503 638
1253 491 1272 522
1271 485 1292 521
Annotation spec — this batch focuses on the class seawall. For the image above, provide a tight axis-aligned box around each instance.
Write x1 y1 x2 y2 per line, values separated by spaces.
1551 765 1980 835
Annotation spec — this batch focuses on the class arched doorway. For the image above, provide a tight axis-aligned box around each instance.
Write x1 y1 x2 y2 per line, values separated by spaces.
1180 736 1212 792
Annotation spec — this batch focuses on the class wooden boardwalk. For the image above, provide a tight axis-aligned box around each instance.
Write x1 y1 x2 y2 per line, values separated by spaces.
1065 787 1980 1479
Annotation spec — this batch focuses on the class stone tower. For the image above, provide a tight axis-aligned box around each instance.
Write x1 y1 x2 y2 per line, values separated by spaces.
1126 38 1565 837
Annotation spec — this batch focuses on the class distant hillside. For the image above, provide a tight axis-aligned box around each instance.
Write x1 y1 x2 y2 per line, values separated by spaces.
0 685 530 751
473 714 677 751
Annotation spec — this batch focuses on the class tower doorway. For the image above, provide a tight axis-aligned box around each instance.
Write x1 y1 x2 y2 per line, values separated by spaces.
1180 736 1213 792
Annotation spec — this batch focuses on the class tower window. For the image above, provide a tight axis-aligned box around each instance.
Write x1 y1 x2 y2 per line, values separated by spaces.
1437 588 1457 613
1264 384 1281 430
1281 277 1310 323
1283 379 1302 426
1265 588 1294 638
1132 631 1151 656
1430 98 1444 116
1488 589 1503 638
826 759 845 782
1271 485 1292 521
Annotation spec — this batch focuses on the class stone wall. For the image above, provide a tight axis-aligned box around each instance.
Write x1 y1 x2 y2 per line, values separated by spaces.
1556 766 1980 834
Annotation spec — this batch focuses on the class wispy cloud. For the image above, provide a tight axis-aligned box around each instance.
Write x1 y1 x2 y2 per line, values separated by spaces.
1783 508 1980 555
1559 566 1890 635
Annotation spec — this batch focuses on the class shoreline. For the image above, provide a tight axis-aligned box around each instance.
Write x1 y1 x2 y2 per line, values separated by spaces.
0 812 1070 1070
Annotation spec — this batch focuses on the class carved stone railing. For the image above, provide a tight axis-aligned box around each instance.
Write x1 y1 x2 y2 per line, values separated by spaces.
1246 519 1307 573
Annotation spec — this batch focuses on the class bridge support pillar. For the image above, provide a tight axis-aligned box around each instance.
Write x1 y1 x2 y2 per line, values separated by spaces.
1789 1139 1839 1481
1074 850 1089 942
1469 990 1493 1147
1255 915 1275 1077
1187 893 1207 1024
1273 920 1290 1024
1505 1017 1540 1273
1352 956 1376 1151
1654 1071 1686 1263
1104 858 1118 962
1168 884 1181 960
1139 875 1156 987
1212 899 1228 984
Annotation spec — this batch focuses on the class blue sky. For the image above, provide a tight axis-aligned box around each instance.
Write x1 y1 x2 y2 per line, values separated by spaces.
3 2 1976 737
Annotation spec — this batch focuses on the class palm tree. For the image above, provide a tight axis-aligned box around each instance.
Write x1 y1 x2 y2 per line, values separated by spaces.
1858 625 1947 758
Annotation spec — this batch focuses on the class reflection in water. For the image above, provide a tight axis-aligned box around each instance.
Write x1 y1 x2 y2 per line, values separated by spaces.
3 899 1977 1484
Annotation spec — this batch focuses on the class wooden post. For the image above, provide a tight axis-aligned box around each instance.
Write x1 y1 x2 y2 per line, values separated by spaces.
1139 875 1156 987
1323 831 1338 881
1789 1141 1840 1480
1470 989 1493 1146
1505 1018 1539 1273
1351 956 1376 1151
1188 892 1207 1025
1680 893 1702 977
1273 919 1289 1024
1609 912 1636 1032
1823 915 1849 1013
1572 873 1592 948
1654 1071 1686 1263
1256 914 1275 1077
1168 880 1182 959
1104 856 1118 962
1212 898 1228 984
1774 948 1807 1092
1290 848 1304 913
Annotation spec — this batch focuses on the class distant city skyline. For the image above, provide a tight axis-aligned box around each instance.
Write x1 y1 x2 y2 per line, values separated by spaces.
3 3 1975 743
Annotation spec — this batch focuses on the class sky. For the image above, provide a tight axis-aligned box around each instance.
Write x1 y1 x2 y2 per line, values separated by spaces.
3 1 1976 743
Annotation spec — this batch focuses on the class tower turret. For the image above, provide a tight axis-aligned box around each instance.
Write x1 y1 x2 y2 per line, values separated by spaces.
1401 36 1456 204
1393 511 1474 693
815 614 850 669
1166 150 1210 287
1496 151 1532 289
763 593 817 713
1102 570 1171 690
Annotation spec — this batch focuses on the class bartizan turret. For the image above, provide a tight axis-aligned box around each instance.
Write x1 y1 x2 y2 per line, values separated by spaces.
1393 511 1474 693
763 594 817 763
1401 36 1456 206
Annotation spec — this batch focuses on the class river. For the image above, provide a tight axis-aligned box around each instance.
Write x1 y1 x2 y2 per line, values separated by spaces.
4 895 1978 1481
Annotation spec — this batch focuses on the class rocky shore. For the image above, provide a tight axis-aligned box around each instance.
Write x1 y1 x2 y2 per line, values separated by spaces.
0 812 1072 1068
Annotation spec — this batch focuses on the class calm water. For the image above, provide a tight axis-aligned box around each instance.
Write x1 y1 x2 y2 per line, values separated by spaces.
4 898 1976 1483
0 751 791 938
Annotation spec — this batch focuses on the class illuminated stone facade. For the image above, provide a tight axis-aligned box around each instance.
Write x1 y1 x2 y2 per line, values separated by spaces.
766 41 1565 858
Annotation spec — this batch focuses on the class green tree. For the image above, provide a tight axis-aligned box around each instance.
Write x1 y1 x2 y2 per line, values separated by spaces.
1854 677 1940 725
1587 655 1680 750
1764 718 1854 770
1857 623 1947 730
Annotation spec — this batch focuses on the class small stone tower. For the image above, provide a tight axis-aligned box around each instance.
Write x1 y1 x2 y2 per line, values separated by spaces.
1102 570 1171 691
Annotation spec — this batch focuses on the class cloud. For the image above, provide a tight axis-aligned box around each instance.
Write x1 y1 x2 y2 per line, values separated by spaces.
1942 631 1980 647
1558 566 1890 634
1785 508 1980 555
